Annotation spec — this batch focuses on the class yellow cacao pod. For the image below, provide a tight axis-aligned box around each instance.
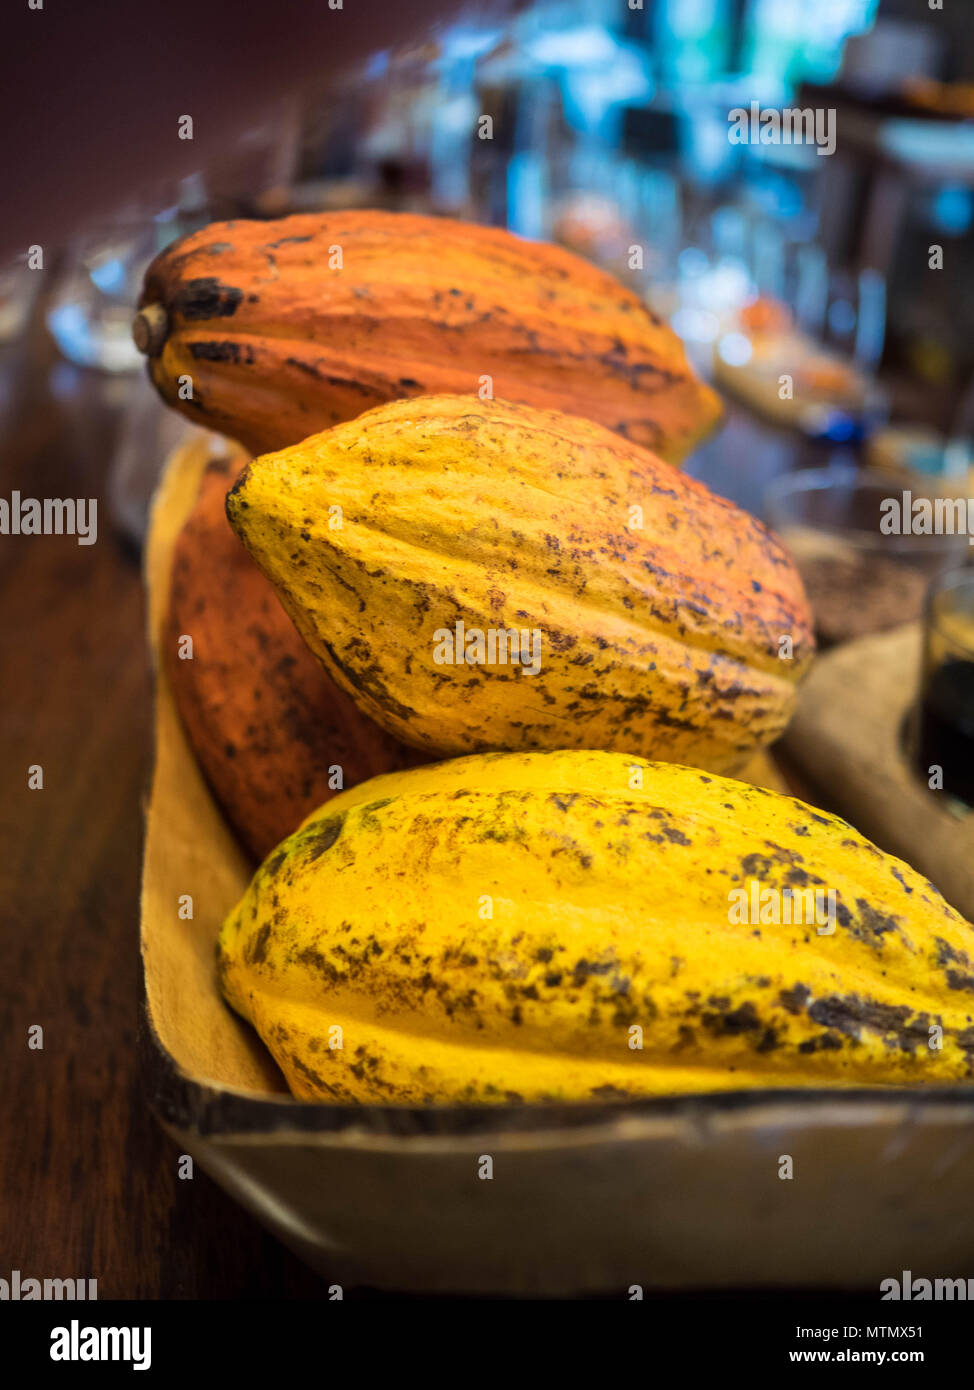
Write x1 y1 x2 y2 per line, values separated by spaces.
134 210 722 462
218 751 974 1105
227 394 814 773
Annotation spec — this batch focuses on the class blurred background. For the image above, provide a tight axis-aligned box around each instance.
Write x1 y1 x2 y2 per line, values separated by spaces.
1 0 973 632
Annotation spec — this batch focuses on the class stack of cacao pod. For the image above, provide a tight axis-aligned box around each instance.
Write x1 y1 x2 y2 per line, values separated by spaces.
138 211 974 1104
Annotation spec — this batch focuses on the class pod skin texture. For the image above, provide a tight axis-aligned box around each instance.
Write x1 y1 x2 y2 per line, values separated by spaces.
226 395 814 773
218 751 974 1105
165 455 417 860
134 209 722 463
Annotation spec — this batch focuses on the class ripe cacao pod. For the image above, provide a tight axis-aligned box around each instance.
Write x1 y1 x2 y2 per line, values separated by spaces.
165 453 417 860
133 209 722 462
227 394 814 773
218 750 974 1104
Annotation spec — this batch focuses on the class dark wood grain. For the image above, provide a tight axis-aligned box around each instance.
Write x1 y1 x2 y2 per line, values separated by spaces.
0 315 327 1298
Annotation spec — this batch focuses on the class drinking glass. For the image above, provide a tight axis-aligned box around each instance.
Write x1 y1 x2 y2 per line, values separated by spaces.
915 566 974 807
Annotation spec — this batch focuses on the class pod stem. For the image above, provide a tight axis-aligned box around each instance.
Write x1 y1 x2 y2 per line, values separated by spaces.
132 303 169 357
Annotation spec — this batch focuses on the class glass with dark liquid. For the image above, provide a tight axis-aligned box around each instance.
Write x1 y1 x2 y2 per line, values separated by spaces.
916 567 974 807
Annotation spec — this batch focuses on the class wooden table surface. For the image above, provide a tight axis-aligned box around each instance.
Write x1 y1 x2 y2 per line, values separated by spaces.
0 322 327 1298
0 308 819 1300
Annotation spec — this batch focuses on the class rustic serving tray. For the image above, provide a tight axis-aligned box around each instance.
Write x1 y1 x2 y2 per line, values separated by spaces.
140 437 974 1295
781 622 974 924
